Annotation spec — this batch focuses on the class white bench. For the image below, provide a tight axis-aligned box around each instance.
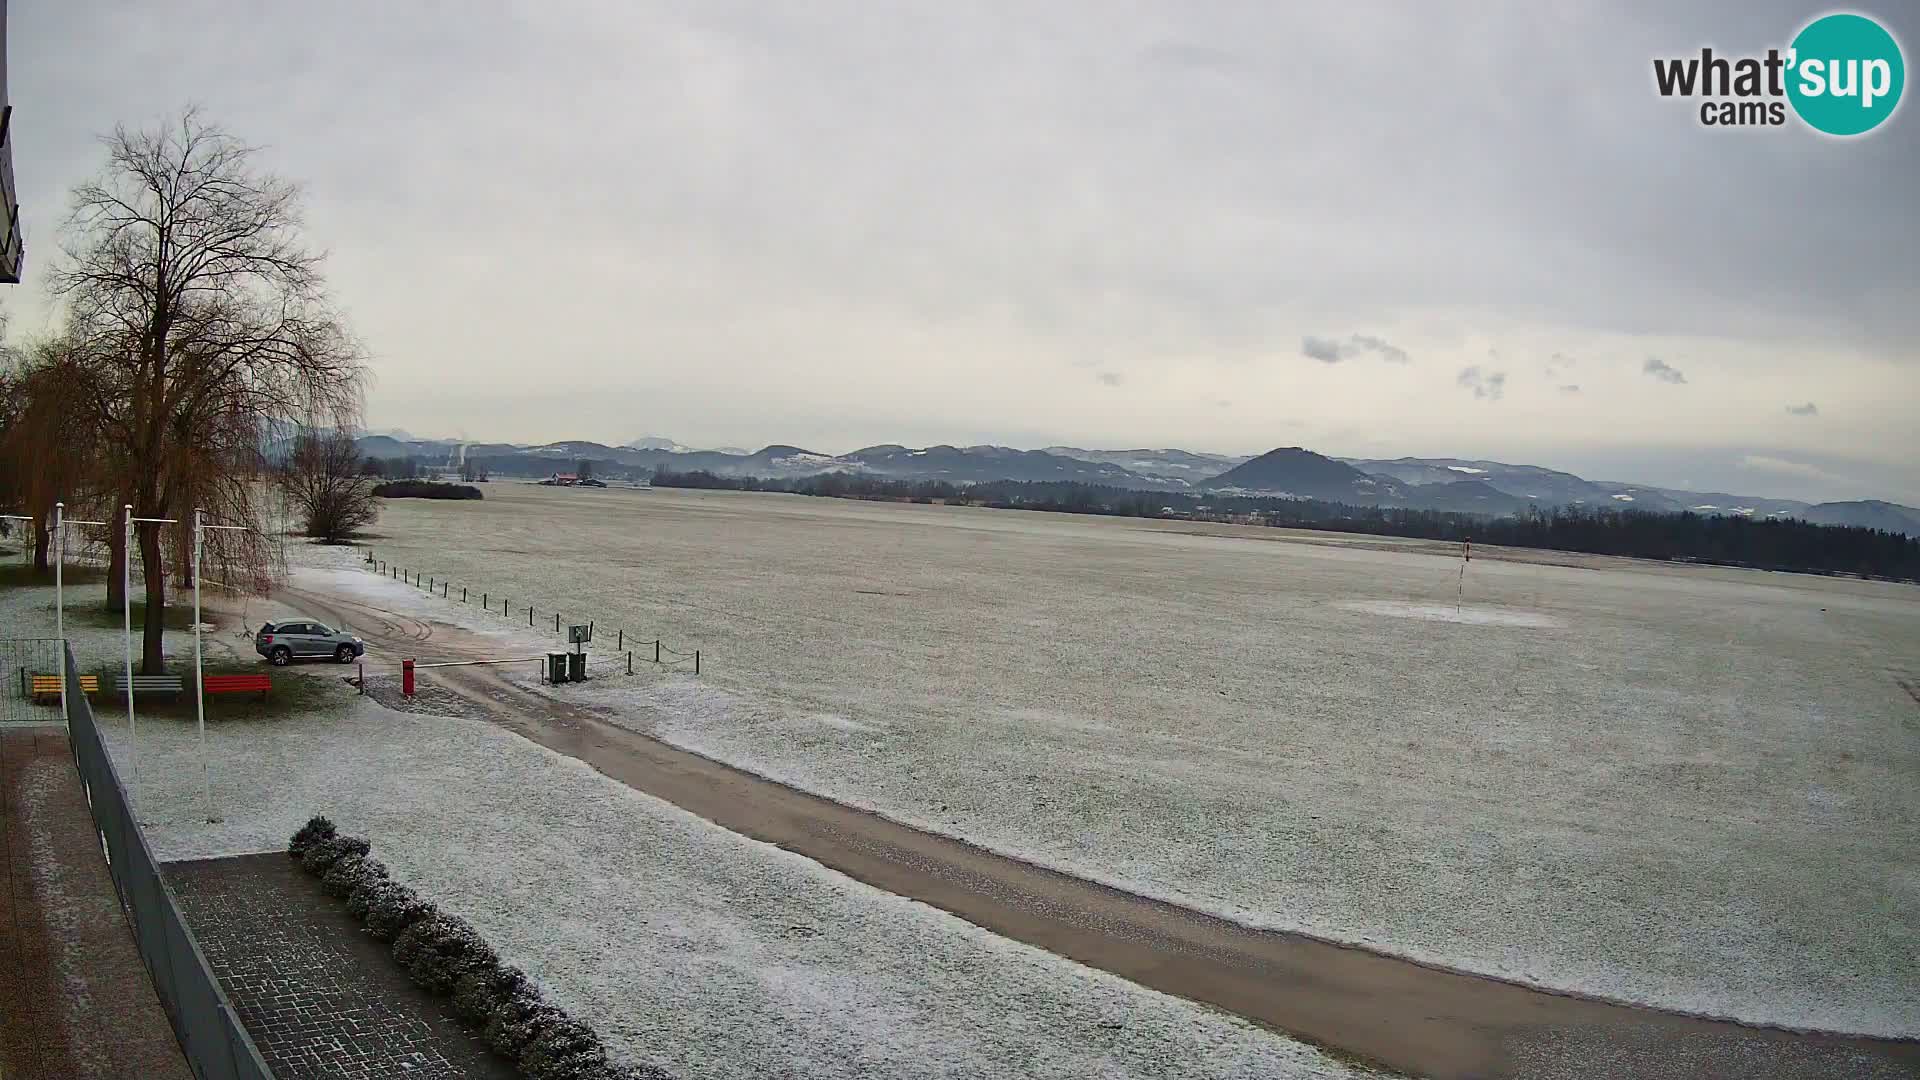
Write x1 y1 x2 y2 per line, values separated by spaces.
113 673 186 698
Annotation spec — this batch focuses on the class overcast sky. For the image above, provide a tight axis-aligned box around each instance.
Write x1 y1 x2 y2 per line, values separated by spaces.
7 1 1917 503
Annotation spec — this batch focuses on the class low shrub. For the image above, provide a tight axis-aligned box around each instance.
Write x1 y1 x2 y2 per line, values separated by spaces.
363 884 437 943
484 989 563 1060
519 1015 609 1080
300 833 370 875
394 913 499 994
322 852 388 899
288 816 337 859
346 875 402 920
290 820 661 1079
454 963 531 1025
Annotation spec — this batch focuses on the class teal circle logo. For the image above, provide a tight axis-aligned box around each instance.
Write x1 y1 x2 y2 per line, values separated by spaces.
1786 13 1905 135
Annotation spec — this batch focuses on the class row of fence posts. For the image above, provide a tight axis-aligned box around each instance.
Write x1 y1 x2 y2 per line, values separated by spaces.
363 549 699 676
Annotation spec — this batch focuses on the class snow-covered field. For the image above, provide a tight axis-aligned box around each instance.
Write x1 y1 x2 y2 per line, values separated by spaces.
2 556 1360 1077
340 484 1920 1036
99 692 1358 1080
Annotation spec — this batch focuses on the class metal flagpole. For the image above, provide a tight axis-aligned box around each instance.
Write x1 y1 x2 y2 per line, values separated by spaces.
123 505 135 805
125 509 179 814
57 514 108 728
194 508 207 821
54 504 63 722
195 513 250 825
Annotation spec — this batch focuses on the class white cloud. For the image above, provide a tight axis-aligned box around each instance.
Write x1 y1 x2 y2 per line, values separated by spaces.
1737 455 1836 482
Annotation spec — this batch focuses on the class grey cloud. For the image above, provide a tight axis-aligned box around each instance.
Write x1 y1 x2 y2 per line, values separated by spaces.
1786 402 1818 416
1096 372 1124 387
1303 333 1410 365
1643 357 1687 385
1457 366 1507 401
8 1 1912 489
1301 336 1345 364
1559 384 1582 394
1350 335 1410 364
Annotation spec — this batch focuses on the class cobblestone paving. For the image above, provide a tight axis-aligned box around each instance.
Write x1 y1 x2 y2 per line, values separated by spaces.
167 852 514 1079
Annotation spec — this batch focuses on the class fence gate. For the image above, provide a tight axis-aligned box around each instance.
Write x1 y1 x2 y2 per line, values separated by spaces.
1 638 67 724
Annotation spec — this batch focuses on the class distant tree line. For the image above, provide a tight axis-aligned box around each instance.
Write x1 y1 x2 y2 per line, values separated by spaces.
370 480 484 500
650 470 1920 580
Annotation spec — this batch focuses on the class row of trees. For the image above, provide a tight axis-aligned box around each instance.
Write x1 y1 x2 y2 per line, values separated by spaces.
0 110 368 672
651 470 1920 580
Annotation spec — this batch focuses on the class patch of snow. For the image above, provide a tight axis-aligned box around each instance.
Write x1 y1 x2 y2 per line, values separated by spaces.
1446 466 1488 475
106 695 1358 1080
1611 494 1635 502
1337 600 1567 628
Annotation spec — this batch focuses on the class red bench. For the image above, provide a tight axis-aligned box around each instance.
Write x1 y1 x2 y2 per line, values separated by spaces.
203 674 271 700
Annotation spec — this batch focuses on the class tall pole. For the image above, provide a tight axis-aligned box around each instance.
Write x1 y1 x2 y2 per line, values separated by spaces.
54 503 65 723
123 504 137 808
194 508 210 821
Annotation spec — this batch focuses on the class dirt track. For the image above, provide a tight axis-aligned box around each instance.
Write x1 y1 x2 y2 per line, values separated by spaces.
284 584 1920 1080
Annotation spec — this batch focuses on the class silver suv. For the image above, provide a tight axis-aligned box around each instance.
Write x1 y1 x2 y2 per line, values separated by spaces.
255 620 366 665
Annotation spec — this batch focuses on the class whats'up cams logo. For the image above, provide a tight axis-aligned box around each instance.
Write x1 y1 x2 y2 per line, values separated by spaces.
1654 11 1905 135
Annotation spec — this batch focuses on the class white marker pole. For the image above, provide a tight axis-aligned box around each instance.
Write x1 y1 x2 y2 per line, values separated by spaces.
194 507 209 821
54 503 64 723
123 509 179 815
192 516 248 825
54 513 108 725
124 504 136 806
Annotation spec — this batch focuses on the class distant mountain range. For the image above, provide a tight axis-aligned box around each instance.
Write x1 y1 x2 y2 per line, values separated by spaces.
351 433 1920 535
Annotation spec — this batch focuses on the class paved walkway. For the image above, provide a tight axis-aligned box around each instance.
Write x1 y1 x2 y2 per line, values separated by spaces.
168 852 514 1080
0 725 191 1079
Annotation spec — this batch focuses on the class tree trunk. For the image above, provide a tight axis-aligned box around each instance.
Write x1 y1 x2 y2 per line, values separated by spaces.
138 521 167 675
107 509 127 608
32 522 50 574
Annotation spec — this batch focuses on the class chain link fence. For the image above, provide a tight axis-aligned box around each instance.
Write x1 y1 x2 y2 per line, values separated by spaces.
63 644 276 1079
0 638 66 724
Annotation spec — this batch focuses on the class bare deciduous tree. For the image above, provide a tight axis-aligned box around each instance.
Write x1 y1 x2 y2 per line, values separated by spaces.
279 430 379 543
51 108 365 672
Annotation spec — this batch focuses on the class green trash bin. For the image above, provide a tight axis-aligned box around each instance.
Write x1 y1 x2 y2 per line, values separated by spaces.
567 651 587 683
546 652 568 684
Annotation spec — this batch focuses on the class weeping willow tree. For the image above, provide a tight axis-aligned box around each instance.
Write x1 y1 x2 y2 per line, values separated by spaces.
50 108 365 673
0 336 107 573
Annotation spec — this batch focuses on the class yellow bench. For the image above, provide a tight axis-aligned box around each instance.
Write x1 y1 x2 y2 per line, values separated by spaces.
28 674 99 703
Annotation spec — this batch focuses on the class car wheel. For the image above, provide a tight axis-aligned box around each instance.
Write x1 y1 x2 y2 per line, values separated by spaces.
270 646 292 666
336 645 355 664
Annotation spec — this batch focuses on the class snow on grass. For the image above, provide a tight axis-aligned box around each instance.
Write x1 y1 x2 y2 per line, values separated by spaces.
329 486 1920 1037
105 690 1364 1080
287 565 563 662
1337 600 1567 628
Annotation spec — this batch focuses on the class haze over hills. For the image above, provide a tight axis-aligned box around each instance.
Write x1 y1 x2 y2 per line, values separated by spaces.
351 432 1920 535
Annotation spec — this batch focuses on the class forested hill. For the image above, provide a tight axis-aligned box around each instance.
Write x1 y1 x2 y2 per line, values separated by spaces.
652 470 1920 581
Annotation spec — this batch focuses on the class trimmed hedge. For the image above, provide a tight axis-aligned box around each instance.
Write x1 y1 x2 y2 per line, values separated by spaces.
288 818 660 1080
